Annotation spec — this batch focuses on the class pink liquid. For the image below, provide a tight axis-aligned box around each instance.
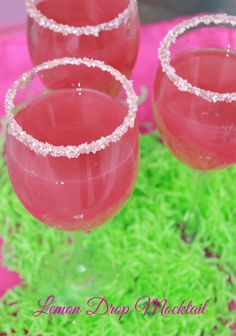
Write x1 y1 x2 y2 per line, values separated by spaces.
27 0 140 94
6 89 138 231
154 49 236 171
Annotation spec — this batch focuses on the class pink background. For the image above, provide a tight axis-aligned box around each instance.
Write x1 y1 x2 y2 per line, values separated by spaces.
0 1 26 27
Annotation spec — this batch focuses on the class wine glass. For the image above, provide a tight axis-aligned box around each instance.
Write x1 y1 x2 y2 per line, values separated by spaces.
4 57 139 301
153 14 236 226
25 0 140 94
5 57 139 231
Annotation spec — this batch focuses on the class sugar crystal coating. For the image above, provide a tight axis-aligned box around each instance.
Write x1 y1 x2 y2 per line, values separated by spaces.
5 57 138 158
158 14 236 103
25 0 137 36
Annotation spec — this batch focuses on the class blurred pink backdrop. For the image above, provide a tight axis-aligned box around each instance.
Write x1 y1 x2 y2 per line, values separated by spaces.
0 1 26 27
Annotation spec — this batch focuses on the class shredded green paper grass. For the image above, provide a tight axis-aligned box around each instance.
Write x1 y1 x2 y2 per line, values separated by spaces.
0 134 235 335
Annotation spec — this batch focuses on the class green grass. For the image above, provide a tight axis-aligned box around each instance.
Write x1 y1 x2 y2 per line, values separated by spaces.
0 134 235 335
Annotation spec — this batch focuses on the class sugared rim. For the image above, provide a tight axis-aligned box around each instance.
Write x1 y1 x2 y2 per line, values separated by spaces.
5 57 138 158
25 0 137 36
159 13 236 103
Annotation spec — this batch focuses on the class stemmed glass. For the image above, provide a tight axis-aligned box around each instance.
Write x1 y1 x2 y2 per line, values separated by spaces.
4 57 139 300
25 0 140 94
153 14 236 226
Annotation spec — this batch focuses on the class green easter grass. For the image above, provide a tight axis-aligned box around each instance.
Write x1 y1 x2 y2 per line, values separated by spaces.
0 134 235 336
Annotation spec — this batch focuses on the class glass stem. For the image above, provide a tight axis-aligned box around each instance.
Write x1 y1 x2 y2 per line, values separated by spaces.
0 118 6 151
185 170 208 233
71 232 85 274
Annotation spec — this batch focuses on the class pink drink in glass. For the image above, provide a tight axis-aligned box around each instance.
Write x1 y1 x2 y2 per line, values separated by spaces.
27 0 140 93
6 89 139 231
154 48 236 171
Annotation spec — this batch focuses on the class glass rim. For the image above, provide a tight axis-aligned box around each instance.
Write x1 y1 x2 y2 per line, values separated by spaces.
25 0 137 36
158 13 236 103
5 57 138 159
